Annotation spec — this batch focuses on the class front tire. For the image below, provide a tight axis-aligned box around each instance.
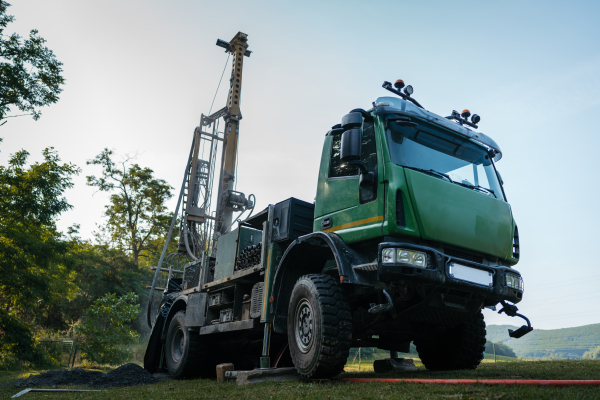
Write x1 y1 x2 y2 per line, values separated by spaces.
415 310 486 370
165 311 214 379
287 274 352 379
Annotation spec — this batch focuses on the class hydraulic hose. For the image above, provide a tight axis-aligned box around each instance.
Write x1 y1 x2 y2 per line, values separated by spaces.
338 378 600 386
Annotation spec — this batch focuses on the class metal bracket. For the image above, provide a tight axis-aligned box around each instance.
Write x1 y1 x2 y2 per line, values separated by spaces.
498 300 534 338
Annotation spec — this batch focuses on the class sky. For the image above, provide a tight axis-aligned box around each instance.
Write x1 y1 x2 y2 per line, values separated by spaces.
2 0 600 331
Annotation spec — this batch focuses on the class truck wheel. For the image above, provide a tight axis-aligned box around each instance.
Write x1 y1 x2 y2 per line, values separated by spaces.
415 310 486 370
165 310 214 379
287 274 352 379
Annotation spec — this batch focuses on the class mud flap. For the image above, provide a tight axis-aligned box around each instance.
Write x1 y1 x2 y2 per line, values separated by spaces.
143 313 165 373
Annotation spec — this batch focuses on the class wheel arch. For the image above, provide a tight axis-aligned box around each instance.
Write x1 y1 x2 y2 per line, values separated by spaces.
162 296 188 340
270 231 370 334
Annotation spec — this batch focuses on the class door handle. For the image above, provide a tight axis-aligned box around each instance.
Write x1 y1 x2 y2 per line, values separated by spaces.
321 217 332 230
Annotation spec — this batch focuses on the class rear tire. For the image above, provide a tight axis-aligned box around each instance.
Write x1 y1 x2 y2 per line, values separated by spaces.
165 311 214 379
287 274 352 379
415 310 486 370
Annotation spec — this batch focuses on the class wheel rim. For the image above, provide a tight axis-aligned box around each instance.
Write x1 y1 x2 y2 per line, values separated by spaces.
295 298 314 353
171 326 185 362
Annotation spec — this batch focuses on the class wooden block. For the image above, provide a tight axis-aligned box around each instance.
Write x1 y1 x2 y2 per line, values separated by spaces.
373 358 417 373
216 363 235 382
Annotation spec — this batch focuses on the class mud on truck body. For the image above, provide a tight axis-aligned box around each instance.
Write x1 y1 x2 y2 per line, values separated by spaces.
144 33 532 380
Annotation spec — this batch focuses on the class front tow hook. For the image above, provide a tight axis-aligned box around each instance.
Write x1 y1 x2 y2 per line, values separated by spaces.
498 300 534 338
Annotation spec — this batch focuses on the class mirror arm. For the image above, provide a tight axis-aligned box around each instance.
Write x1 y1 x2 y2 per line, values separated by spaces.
349 160 368 175
349 160 375 186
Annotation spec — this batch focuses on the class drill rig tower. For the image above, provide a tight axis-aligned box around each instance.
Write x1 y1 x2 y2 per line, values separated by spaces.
147 32 253 326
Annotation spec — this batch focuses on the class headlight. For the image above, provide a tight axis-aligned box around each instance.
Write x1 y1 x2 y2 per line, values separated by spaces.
382 248 395 264
505 272 523 291
381 248 427 268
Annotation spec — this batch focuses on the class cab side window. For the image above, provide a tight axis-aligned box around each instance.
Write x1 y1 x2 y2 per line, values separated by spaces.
361 121 377 175
329 120 377 178
329 134 357 178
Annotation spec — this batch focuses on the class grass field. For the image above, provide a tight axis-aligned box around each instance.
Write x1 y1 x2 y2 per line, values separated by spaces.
1 360 599 400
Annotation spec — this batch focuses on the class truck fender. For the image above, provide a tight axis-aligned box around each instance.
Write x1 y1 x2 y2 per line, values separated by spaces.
270 231 374 334
143 311 165 373
161 296 188 341
143 295 188 373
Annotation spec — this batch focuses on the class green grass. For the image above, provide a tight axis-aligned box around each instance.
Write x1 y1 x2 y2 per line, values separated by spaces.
1 361 599 400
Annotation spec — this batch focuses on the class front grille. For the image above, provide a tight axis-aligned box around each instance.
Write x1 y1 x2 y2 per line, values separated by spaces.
444 248 484 264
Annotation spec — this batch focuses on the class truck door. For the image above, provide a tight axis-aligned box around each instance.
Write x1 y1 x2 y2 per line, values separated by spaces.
314 119 384 243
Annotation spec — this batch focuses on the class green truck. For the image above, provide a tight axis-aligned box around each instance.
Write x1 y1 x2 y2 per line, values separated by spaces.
144 33 531 380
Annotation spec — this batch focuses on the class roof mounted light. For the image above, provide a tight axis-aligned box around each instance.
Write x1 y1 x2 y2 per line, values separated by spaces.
382 80 424 109
446 109 480 129
394 79 405 89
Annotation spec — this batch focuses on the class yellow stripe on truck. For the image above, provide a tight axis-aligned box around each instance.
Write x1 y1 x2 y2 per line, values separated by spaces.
322 215 384 233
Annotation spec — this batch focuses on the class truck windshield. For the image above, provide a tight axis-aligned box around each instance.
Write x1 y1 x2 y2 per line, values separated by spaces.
386 119 505 201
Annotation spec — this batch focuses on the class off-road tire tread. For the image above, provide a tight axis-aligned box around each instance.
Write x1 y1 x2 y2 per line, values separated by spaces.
292 274 352 379
415 310 486 371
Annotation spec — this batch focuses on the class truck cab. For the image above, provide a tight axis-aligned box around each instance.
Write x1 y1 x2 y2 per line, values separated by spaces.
314 95 521 299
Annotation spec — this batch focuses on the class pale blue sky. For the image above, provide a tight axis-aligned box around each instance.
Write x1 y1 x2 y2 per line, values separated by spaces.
2 0 600 330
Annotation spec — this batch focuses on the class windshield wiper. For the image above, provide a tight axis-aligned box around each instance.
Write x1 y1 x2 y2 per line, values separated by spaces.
403 166 453 183
455 182 497 198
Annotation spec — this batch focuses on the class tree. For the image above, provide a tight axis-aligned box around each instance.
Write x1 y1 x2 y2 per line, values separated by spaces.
0 142 79 366
484 340 517 358
76 292 140 366
60 241 151 334
87 149 173 266
0 1 65 123
582 346 600 360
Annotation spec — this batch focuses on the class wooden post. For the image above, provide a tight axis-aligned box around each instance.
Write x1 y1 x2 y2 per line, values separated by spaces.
358 347 361 371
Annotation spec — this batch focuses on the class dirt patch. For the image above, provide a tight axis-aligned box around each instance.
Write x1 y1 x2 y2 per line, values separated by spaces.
9 369 104 388
8 363 158 388
89 363 158 388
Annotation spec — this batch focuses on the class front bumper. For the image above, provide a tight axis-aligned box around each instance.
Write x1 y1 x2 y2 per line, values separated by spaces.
377 242 523 305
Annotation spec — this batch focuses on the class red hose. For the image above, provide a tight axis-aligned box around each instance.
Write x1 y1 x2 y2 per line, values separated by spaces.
339 378 600 386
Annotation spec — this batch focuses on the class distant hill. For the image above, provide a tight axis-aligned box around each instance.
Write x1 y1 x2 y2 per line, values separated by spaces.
486 323 600 359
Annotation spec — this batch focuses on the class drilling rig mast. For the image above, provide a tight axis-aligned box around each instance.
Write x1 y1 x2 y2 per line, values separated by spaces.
146 32 253 327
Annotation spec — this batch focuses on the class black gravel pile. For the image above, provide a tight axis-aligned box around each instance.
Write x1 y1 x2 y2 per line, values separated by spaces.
8 363 158 388
89 363 158 388
9 368 104 388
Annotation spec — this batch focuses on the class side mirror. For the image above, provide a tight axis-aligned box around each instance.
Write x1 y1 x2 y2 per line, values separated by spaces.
341 112 362 130
340 128 361 161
